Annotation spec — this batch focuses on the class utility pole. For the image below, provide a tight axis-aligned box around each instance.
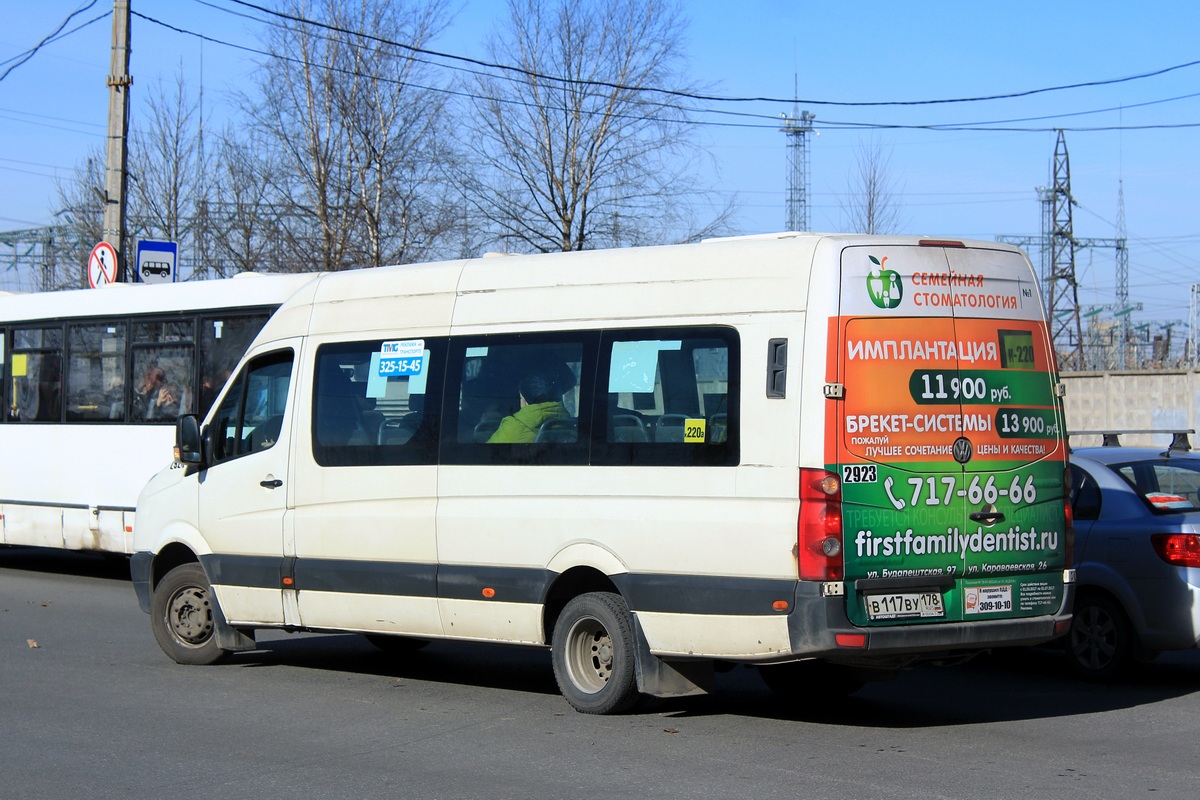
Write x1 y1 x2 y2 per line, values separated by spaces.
102 0 132 282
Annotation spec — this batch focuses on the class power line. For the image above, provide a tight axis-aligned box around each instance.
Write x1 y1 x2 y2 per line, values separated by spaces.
134 8 1200 135
9 1 1200 135
0 2 106 81
220 0 1200 108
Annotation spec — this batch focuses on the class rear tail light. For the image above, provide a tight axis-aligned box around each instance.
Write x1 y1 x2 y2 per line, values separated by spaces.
798 468 844 581
1062 467 1075 565
1151 534 1200 568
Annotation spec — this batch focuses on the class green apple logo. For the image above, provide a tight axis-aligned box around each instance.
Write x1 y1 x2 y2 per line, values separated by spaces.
866 255 903 309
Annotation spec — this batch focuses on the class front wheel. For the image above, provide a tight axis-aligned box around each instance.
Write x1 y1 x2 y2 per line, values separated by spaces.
551 592 640 715
150 562 230 665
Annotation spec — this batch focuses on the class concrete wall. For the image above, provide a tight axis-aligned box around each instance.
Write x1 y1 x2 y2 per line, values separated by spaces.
1062 370 1200 449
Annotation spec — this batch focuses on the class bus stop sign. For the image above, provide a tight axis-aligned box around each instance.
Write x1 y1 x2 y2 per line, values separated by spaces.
136 239 178 284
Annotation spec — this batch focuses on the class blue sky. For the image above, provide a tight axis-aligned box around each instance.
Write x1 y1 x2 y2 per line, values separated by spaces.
3 1 1199 333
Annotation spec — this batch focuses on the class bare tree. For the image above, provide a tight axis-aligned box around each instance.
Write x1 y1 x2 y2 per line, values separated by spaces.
52 148 108 290
243 0 356 271
203 125 293 276
463 0 726 253
240 0 457 271
338 1 459 266
841 137 905 235
130 70 206 247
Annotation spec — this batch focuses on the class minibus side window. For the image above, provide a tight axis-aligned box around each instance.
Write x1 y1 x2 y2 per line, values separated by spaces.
442 332 595 465
210 349 294 464
311 338 446 467
593 327 739 467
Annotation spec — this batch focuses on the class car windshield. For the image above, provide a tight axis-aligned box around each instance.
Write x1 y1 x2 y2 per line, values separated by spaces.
1113 459 1200 513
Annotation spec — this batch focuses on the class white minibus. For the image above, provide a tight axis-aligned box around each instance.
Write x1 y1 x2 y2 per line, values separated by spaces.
131 234 1074 713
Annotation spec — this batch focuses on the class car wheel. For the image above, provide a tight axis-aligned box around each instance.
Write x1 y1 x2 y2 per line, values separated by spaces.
1066 594 1132 679
150 563 230 665
551 592 640 715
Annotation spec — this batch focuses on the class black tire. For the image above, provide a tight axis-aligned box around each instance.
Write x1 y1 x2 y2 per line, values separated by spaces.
1066 594 1133 679
758 660 866 701
150 562 230 666
551 592 640 715
365 634 430 654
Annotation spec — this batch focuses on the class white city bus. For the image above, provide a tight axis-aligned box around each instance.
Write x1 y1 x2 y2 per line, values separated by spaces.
132 234 1075 713
0 273 317 554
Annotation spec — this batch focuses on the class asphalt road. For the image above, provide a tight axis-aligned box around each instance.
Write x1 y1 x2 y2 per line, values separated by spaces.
3 546 1200 800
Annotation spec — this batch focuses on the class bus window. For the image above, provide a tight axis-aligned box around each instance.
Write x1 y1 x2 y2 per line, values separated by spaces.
67 321 128 422
9 326 62 423
131 320 195 423
199 313 271 418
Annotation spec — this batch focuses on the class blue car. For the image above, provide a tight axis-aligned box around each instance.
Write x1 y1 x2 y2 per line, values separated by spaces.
1067 434 1200 677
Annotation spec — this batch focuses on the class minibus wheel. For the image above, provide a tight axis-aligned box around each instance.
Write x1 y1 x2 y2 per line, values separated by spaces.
150 563 229 665
551 592 639 715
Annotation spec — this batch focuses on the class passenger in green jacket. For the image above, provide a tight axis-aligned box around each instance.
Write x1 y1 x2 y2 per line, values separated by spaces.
487 369 570 444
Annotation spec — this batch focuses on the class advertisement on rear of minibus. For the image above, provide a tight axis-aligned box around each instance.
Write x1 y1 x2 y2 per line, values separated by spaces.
829 246 1069 627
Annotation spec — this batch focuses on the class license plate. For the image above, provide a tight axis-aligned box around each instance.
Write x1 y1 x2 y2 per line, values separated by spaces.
865 591 945 620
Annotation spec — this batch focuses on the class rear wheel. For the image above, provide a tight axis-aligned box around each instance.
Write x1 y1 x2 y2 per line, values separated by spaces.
551 592 640 715
150 562 230 665
1066 594 1132 679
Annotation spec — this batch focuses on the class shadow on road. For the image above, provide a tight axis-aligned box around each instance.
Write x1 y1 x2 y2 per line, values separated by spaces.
236 630 1200 726
678 646 1200 727
239 632 562 698
9 547 1198 726
0 546 130 582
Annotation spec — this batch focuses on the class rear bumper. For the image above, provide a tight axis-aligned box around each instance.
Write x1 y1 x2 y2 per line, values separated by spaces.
784 578 1074 666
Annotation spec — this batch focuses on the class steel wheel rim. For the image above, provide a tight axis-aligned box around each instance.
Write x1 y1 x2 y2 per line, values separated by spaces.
564 615 614 694
1071 606 1116 670
166 584 214 645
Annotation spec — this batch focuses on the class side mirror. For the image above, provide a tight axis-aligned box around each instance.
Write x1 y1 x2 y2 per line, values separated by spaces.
175 414 205 466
